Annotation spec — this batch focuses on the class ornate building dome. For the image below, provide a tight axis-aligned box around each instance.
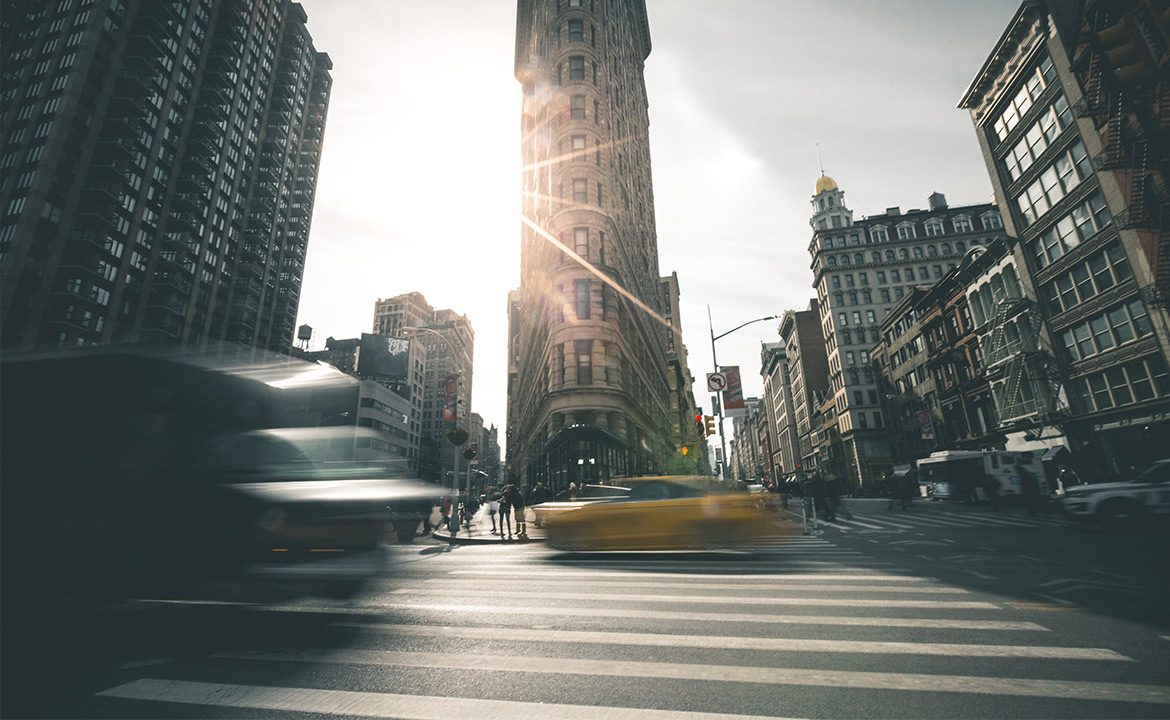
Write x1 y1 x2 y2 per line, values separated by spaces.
815 174 838 194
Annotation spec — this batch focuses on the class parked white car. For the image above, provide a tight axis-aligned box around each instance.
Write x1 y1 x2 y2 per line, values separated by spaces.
1055 460 1170 528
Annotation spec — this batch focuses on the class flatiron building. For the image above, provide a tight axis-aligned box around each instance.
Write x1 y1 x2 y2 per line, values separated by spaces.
507 0 674 489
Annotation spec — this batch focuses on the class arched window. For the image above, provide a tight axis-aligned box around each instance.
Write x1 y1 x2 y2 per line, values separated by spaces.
872 252 881 263
955 241 966 253
913 246 924 259
941 243 952 256
927 245 938 257
898 248 909 260
848 291 858 305
840 255 851 266
854 253 864 264
827 256 837 267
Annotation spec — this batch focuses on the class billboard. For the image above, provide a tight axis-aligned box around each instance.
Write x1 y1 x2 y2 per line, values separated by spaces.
357 333 410 381
721 366 747 417
442 373 458 425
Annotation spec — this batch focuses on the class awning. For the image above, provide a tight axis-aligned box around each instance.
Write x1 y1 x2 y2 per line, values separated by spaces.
1041 446 1070 461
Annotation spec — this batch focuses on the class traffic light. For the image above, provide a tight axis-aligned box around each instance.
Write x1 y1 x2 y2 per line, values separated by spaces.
694 414 704 436
1096 12 1158 87
704 415 716 437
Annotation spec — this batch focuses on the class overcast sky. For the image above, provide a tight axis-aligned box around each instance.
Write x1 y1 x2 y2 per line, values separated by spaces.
292 0 1022 450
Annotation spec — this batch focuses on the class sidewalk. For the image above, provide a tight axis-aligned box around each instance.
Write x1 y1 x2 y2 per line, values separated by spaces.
431 504 550 544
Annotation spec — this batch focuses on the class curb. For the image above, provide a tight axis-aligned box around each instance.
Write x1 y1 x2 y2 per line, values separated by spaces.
430 528 546 545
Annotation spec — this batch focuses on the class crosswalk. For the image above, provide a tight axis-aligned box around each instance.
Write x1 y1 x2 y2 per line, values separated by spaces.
791 501 1078 535
93 536 1170 718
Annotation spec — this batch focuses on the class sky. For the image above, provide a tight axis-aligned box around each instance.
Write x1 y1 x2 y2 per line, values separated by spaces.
292 0 1023 452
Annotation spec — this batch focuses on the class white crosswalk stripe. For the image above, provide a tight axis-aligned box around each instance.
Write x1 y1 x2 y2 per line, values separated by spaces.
802 505 1078 534
94 533 1168 718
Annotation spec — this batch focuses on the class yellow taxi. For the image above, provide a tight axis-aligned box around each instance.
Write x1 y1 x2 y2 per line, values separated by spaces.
539 476 796 550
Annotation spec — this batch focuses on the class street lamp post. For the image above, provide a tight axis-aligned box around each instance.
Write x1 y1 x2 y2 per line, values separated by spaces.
708 308 780 480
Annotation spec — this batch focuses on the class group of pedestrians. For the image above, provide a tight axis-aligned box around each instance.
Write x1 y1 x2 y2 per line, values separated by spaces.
480 482 556 540
794 473 852 531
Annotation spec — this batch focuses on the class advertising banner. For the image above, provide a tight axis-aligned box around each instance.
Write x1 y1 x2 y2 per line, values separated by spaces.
442 373 458 425
357 333 410 381
721 365 747 417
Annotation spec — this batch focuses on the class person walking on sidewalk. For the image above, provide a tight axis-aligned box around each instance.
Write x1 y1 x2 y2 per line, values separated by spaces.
485 487 500 534
503 483 527 539
498 487 513 539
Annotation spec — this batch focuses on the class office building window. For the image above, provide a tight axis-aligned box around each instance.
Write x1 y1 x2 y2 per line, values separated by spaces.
568 19 583 42
953 216 972 233
569 56 584 80
1028 191 1112 269
571 94 585 120
574 227 588 256
571 134 586 153
576 339 593 384
573 178 587 203
575 279 591 319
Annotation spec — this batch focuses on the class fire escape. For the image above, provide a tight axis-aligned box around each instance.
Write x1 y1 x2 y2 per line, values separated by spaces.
1072 0 1170 306
981 295 1063 426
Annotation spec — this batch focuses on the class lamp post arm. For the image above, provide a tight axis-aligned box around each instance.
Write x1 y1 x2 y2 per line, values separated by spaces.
713 315 780 343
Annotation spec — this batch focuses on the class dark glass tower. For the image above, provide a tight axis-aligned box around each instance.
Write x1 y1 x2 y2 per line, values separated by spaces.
0 0 330 352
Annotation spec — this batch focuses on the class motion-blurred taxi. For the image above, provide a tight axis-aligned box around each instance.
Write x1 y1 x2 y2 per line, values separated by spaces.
539 476 793 550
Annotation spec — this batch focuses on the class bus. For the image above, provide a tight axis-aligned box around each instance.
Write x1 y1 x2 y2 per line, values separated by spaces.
917 450 1048 502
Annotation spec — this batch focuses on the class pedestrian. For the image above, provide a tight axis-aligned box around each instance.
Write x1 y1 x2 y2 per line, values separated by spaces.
528 482 551 527
503 483 527 539
568 482 578 500
486 487 500 534
1018 467 1043 517
810 473 833 522
440 495 452 528
419 497 435 534
798 475 818 533
827 476 853 521
498 486 513 539
1057 468 1080 493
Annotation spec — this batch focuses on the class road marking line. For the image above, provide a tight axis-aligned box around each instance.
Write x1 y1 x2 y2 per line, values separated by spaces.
339 623 1123 660
448 570 931 581
96 679 805 720
424 579 967 594
355 602 1047 630
387 589 1000 609
191 652 1170 704
1005 602 1087 611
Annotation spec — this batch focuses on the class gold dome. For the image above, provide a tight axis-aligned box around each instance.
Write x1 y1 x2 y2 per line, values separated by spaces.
815 174 838 194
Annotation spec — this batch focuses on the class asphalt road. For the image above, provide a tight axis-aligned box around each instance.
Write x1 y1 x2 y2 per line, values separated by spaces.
8 498 1170 719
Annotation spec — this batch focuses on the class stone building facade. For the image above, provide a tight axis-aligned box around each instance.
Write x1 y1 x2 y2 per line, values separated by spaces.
507 0 675 491
808 174 1006 490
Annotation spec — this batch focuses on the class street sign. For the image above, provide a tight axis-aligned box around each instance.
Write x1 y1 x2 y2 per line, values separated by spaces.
706 372 728 392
